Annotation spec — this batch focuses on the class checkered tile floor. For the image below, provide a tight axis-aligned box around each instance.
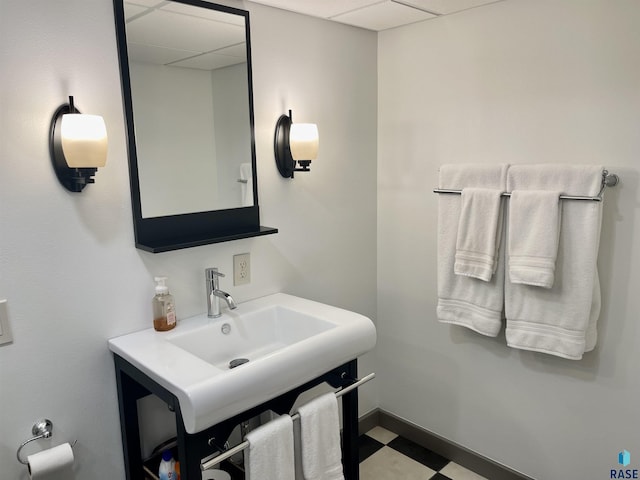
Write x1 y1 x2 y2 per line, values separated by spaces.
360 427 488 480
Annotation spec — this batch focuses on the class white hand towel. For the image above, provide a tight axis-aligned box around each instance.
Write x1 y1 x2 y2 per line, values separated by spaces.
505 165 604 360
296 393 344 480
437 164 508 337
508 190 561 288
454 188 504 282
245 415 295 480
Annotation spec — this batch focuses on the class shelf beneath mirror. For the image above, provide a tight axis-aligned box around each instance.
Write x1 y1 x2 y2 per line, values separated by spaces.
136 225 278 253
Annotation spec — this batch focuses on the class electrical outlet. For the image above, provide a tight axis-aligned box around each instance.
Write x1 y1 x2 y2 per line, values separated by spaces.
0 300 13 346
233 253 251 286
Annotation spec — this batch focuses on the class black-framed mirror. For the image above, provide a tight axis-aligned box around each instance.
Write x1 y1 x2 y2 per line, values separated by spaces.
113 0 277 253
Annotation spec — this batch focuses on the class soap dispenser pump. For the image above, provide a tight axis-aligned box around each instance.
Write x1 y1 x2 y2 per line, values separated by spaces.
153 276 176 332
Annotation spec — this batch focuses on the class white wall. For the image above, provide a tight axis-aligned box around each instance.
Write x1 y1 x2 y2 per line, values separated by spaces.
0 1 377 478
211 63 254 209
130 61 219 217
378 0 640 478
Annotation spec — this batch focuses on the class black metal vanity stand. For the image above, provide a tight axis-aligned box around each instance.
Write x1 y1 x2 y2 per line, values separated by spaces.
113 355 360 480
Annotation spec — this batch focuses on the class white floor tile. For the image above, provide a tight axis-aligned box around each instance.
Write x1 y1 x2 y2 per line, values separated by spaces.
440 461 489 480
365 426 398 445
360 446 437 480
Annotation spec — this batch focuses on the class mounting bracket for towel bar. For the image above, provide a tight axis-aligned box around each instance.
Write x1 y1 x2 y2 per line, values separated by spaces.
433 170 620 202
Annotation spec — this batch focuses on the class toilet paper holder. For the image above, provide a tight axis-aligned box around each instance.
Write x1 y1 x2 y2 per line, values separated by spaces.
16 419 76 465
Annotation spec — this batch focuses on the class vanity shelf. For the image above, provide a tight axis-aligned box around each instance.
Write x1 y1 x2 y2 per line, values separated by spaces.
135 225 278 253
113 355 362 480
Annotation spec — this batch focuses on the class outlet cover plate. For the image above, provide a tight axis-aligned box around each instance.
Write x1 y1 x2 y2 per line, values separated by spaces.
233 253 251 286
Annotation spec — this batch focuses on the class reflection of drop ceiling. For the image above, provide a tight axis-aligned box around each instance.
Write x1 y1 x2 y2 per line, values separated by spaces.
247 0 507 31
124 0 246 70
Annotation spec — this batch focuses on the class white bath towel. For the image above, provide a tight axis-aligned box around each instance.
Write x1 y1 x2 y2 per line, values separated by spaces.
454 188 504 282
437 164 509 337
505 165 604 360
296 393 344 480
508 190 561 288
245 415 295 480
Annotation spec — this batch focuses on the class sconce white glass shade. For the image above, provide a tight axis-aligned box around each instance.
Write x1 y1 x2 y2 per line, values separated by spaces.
60 114 108 168
289 123 319 161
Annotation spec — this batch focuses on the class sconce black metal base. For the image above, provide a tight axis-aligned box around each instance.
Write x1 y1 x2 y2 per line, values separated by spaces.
296 160 311 171
274 112 296 178
49 97 97 192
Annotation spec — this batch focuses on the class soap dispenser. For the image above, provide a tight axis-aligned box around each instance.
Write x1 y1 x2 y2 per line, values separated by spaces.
153 276 176 332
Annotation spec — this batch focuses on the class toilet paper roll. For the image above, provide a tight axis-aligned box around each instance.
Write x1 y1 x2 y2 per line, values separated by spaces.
202 469 231 480
28 443 74 479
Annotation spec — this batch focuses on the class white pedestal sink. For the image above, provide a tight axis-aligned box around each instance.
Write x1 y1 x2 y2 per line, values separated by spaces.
108 293 376 434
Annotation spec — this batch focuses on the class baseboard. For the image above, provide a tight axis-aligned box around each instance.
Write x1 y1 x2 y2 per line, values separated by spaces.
357 408 380 436
359 409 534 480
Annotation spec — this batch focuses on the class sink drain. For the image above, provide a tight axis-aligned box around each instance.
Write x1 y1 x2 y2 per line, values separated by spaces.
229 358 249 369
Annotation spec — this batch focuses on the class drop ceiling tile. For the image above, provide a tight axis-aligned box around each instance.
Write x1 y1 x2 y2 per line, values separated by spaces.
127 42 198 65
123 3 148 20
331 1 436 31
396 0 502 15
171 52 246 70
126 0 167 7
215 43 247 58
127 10 245 53
161 2 245 26
247 0 382 19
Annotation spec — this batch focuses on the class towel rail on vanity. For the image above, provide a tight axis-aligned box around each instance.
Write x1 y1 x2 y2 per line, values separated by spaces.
433 170 620 202
200 372 376 472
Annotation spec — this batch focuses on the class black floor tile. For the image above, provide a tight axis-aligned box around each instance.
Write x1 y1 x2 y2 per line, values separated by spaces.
387 436 450 472
358 434 385 462
430 474 453 480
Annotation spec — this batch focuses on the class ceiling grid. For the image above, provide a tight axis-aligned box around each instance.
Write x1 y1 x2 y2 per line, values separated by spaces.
247 0 507 31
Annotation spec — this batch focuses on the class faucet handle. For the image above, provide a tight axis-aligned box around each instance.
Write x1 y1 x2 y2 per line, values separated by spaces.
205 267 225 279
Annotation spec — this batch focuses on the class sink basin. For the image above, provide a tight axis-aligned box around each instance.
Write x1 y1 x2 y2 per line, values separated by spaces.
167 305 335 370
108 293 376 433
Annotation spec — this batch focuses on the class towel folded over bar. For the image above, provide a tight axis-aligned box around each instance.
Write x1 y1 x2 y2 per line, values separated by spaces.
297 393 344 480
245 415 295 480
437 164 508 337
507 189 561 289
505 165 604 359
454 187 504 282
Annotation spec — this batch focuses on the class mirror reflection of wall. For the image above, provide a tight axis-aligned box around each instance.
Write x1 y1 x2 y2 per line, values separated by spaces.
124 1 254 218
210 64 253 210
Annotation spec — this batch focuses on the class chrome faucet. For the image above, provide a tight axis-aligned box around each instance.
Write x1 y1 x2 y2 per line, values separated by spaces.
206 268 237 318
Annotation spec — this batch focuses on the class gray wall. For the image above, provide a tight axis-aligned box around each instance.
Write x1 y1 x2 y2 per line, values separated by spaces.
0 1 377 478
378 0 640 478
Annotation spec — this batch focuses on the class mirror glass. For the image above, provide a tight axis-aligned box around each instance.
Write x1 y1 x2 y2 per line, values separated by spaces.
114 0 276 252
123 0 254 217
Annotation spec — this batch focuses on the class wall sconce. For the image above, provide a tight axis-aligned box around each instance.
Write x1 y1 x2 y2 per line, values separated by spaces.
49 96 108 192
274 110 319 178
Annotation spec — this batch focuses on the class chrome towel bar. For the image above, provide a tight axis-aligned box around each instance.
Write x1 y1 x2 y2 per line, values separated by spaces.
433 170 619 202
201 372 376 472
